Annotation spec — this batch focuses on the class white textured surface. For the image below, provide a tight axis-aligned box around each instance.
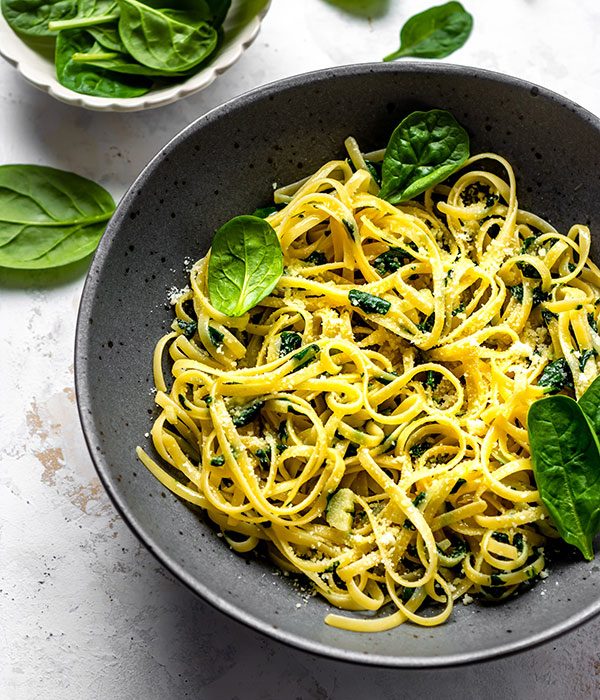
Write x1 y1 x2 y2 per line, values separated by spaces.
2 1 600 698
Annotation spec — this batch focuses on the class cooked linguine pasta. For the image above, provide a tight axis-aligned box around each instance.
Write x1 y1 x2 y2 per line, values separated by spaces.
137 139 600 631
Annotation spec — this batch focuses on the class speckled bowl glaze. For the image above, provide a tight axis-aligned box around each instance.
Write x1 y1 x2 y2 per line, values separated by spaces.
0 0 270 112
75 63 600 667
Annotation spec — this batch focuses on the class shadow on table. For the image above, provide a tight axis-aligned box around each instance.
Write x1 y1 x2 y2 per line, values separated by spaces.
119 554 567 700
0 255 94 290
321 0 391 18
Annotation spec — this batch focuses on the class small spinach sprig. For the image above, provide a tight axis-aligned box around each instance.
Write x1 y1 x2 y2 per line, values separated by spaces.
207 215 283 317
0 164 115 269
378 109 470 204
528 375 600 560
383 1 473 62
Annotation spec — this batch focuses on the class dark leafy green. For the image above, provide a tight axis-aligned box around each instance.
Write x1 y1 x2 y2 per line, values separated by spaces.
204 0 230 26
373 246 415 274
542 308 558 325
0 164 115 269
208 325 224 346
528 395 600 560
176 318 197 338
1 0 76 37
537 358 574 394
279 331 302 357
579 375 600 437
56 30 152 97
50 0 125 51
229 399 265 428
383 1 473 62
305 250 328 266
70 46 190 77
207 215 283 317
507 282 547 308
2 0 237 98
117 0 217 73
416 313 435 333
378 109 470 204
516 260 542 279
348 289 391 315
86 21 123 51
579 349 597 372
48 0 118 31
254 447 271 470
252 206 279 219
292 343 320 370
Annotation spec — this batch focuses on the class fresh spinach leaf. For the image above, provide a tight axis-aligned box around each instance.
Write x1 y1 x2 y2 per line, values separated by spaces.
207 215 283 317
364 160 382 186
70 46 191 77
383 1 473 62
48 0 118 31
528 395 600 560
0 164 114 269
252 205 279 219
52 1 125 51
1 0 76 37
348 289 391 315
378 109 470 204
86 20 124 51
537 358 574 394
56 30 152 97
117 0 218 73
578 375 600 437
204 0 230 26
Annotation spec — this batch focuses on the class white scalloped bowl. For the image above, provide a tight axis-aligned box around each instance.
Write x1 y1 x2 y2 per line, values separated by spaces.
0 0 270 112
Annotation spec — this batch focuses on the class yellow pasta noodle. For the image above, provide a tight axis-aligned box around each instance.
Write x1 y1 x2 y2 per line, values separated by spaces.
137 143 600 631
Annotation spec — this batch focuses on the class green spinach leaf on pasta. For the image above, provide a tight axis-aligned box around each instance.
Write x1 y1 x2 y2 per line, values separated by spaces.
378 109 470 204
537 358 574 394
383 2 473 62
578 375 600 436
207 215 283 317
348 289 391 315
527 395 600 560
0 164 115 269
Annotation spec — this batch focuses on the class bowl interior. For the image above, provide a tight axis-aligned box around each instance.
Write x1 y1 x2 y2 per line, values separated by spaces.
76 63 600 666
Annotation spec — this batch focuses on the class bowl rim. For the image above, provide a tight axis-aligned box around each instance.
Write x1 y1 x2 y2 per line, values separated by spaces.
0 0 270 112
75 60 600 667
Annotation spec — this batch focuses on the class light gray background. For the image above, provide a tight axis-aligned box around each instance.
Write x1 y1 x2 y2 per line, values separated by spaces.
2 1 600 698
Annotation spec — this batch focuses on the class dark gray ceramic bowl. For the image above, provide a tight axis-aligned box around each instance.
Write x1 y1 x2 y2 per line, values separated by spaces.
75 62 600 667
